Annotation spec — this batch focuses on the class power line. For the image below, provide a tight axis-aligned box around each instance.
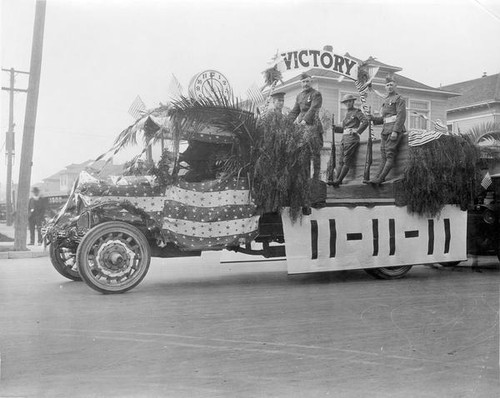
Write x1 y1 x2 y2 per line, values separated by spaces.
1 67 29 225
471 0 500 21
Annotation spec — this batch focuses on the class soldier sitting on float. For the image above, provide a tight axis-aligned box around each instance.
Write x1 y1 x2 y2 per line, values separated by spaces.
367 74 406 185
330 94 368 187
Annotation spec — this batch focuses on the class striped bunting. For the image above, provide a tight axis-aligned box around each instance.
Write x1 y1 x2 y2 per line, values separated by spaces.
162 178 259 250
408 129 443 147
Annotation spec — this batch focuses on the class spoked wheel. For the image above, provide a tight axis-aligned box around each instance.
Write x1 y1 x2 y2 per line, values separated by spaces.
76 221 151 294
364 265 413 280
49 239 81 281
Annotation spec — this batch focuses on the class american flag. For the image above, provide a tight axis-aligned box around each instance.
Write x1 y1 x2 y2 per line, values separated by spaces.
128 95 147 119
408 129 444 147
354 63 379 115
167 74 184 98
246 83 265 106
481 171 492 190
162 178 259 250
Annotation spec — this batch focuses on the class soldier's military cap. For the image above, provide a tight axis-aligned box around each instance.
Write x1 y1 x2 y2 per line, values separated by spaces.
300 73 312 81
270 92 285 100
385 74 396 83
341 94 357 103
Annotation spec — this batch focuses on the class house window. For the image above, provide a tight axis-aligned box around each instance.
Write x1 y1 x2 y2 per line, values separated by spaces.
407 99 430 130
338 92 363 125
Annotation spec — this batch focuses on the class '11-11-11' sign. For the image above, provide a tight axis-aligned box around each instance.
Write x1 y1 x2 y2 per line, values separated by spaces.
281 205 467 274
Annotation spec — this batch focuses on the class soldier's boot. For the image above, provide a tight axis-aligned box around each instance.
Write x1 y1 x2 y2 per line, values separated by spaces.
331 165 350 187
369 159 394 185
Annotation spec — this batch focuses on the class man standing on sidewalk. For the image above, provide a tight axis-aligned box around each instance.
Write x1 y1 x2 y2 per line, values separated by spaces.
28 187 46 245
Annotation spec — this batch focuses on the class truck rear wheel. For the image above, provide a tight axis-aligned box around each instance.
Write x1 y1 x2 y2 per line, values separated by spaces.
364 265 413 280
77 221 151 294
439 261 461 267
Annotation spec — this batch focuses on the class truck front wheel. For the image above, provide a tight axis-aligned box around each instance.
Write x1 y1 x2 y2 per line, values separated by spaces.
77 221 151 294
49 239 81 281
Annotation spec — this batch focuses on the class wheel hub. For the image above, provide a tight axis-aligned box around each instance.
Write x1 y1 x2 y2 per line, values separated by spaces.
95 240 135 277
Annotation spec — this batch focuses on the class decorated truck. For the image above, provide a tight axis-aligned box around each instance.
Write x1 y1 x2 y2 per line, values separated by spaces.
44 64 481 294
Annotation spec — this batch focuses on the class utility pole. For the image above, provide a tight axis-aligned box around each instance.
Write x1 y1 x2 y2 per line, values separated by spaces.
2 68 29 226
14 0 46 250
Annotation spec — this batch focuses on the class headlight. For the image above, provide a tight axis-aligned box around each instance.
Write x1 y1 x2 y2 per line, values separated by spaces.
483 209 496 225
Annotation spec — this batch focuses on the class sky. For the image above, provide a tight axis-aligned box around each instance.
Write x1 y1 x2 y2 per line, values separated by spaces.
1 0 500 191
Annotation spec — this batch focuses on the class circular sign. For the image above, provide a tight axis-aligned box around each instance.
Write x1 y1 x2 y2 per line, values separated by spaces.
188 70 232 100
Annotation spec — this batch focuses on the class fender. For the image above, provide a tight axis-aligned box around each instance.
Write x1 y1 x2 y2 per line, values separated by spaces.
77 200 163 235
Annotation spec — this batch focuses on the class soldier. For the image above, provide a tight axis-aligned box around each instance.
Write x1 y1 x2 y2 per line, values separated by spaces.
288 73 324 179
368 74 406 185
330 94 368 187
270 91 286 115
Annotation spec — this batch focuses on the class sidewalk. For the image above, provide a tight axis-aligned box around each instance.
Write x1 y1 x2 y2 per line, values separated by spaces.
0 222 49 259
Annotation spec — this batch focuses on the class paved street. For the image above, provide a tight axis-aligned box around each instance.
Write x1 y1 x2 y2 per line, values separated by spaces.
0 254 498 398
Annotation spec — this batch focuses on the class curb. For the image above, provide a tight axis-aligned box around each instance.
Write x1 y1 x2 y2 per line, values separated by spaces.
0 250 49 259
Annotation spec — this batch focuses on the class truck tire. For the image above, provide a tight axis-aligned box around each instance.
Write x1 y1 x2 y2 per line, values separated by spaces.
49 239 81 281
439 261 461 267
77 221 151 294
364 265 413 280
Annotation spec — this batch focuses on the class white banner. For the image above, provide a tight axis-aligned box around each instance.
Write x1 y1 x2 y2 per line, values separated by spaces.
275 49 359 79
282 205 467 274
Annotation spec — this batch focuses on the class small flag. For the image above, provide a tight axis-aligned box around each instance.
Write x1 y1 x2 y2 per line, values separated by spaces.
246 83 265 106
481 171 492 190
408 130 443 147
167 74 184 98
128 95 146 119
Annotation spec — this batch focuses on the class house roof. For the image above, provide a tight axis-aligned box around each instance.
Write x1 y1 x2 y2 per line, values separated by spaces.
440 73 500 110
43 160 124 182
344 53 402 73
278 67 458 97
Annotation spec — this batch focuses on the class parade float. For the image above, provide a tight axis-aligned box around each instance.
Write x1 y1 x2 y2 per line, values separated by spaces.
44 50 481 294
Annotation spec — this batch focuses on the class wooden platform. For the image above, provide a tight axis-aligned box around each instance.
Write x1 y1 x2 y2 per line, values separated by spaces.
325 133 408 203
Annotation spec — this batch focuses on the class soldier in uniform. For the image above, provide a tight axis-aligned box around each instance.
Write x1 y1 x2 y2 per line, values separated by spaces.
368 74 406 185
330 94 369 187
270 91 286 115
288 73 324 179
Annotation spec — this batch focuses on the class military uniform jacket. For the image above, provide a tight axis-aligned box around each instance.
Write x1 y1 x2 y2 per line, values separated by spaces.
333 108 368 135
288 88 323 125
372 92 406 136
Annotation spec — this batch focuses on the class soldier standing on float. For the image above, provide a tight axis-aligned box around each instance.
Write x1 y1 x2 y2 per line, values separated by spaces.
368 74 406 185
288 73 324 179
270 92 286 115
330 94 368 187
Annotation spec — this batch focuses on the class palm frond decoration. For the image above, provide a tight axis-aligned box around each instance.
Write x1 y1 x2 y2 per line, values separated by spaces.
168 93 260 180
94 104 172 166
462 121 500 143
262 65 283 88
400 134 480 217
252 114 313 221
461 121 500 160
